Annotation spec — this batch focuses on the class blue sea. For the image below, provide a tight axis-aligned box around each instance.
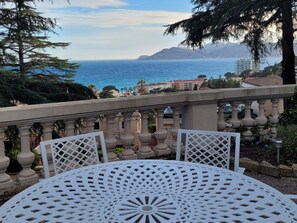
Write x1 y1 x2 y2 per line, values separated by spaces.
73 57 281 91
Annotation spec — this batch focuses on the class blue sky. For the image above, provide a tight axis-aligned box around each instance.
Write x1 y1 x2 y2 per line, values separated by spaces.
37 0 192 60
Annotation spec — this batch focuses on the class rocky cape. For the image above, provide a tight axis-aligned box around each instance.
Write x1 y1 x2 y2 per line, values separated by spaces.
138 43 282 60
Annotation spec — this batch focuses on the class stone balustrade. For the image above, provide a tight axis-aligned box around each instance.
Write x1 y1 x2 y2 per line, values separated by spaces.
0 85 296 193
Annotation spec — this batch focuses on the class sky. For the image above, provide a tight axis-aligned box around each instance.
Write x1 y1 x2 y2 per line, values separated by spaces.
37 0 193 60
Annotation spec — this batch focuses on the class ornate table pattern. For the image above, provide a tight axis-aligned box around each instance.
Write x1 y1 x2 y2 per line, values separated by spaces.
0 160 296 223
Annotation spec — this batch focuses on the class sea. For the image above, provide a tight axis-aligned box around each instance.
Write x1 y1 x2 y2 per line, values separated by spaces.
73 57 281 91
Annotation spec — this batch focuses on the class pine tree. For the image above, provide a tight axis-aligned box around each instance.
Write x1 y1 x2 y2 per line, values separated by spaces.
0 0 78 81
165 0 296 85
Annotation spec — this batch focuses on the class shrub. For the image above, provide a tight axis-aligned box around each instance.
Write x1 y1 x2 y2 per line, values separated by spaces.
277 125 297 165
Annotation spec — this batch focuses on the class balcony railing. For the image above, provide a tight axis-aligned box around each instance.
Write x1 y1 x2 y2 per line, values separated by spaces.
0 84 295 193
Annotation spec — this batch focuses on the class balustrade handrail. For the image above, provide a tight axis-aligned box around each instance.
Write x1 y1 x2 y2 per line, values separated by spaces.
0 85 295 127
0 84 296 193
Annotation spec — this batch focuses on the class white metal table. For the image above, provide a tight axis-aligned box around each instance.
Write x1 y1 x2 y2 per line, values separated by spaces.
1 160 296 223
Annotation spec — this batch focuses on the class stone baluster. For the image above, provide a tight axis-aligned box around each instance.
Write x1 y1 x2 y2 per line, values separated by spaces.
241 101 255 141
169 107 181 153
153 109 171 156
137 111 155 158
131 111 140 145
86 117 96 133
217 102 227 131
0 129 13 190
255 100 268 141
65 119 75 136
270 99 279 139
114 113 122 141
17 125 38 185
119 112 137 160
40 122 55 178
105 114 119 161
229 102 241 129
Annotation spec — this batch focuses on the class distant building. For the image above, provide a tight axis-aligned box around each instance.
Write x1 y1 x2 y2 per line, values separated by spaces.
236 58 260 75
242 75 282 87
241 75 283 116
171 78 205 91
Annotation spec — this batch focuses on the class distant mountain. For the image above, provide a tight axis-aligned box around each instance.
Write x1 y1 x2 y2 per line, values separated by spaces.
137 47 208 60
137 43 283 60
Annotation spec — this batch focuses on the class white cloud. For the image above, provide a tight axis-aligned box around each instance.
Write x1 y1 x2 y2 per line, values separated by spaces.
40 8 190 29
38 0 127 9
49 26 186 60
36 1 191 60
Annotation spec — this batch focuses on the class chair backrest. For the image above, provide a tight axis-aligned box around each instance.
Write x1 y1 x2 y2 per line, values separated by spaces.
40 131 108 178
176 129 241 172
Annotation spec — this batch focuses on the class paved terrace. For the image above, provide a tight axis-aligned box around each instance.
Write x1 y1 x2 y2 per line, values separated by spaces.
0 84 296 193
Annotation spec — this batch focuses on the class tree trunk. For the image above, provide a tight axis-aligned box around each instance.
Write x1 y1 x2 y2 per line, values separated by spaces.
281 1 296 85
17 0 26 75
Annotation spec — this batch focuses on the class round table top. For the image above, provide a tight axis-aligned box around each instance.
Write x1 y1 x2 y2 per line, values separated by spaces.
1 160 296 223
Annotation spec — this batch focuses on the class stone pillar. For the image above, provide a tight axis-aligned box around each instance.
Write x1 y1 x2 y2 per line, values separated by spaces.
17 125 38 185
40 122 54 178
65 119 75 137
229 102 241 129
119 112 137 160
241 101 255 141
217 102 227 131
182 103 218 131
105 115 119 161
270 99 279 139
153 109 171 156
0 129 13 190
169 107 181 153
137 111 155 158
255 100 268 141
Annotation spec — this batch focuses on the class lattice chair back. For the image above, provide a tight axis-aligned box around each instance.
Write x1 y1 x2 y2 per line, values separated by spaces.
40 131 108 178
176 129 243 173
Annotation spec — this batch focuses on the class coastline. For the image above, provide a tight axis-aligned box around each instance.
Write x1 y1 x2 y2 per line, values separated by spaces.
73 57 281 90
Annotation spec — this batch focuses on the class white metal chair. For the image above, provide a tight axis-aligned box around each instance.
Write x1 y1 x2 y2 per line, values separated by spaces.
40 131 108 178
176 129 244 173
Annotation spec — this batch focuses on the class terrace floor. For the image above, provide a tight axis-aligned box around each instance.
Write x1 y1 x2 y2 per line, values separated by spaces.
245 171 297 195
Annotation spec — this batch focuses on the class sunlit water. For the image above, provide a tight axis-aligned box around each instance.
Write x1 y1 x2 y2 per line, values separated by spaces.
73 57 281 90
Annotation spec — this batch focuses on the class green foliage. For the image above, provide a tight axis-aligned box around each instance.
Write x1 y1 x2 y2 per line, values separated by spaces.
224 72 238 79
239 69 253 78
74 118 87 134
197 74 206 78
279 87 297 125
277 87 297 165
277 125 297 165
260 63 282 77
148 110 156 133
0 0 77 80
205 77 241 89
99 90 114 99
0 70 96 107
164 0 296 85
114 147 124 155
99 85 119 98
137 80 147 95
102 85 119 92
163 87 178 93
5 126 20 148
53 120 66 138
